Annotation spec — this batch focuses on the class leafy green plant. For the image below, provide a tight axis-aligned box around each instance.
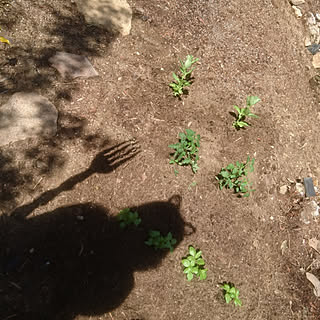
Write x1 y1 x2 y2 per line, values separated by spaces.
170 55 199 97
117 208 141 229
232 96 260 129
145 230 177 252
216 156 255 197
221 283 242 307
169 129 200 173
182 245 207 281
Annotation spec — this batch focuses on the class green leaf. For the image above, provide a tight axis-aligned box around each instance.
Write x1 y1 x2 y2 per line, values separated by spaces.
238 121 249 127
230 287 236 295
235 298 242 307
246 95 261 107
196 258 205 265
221 171 229 178
172 72 179 82
199 269 207 280
225 293 232 304
233 105 241 114
195 250 202 259
187 272 193 281
182 259 190 267
226 164 234 170
222 283 230 291
191 266 199 274
189 246 196 257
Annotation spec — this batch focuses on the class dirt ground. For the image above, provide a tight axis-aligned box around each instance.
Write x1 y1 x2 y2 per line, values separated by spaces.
1 0 320 319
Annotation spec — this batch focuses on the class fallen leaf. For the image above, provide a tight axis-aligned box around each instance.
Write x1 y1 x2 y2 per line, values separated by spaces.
281 240 288 255
306 272 320 297
309 238 320 254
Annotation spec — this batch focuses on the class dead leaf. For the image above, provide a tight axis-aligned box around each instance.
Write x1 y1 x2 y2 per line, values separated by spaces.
281 240 288 255
309 238 320 254
306 272 320 297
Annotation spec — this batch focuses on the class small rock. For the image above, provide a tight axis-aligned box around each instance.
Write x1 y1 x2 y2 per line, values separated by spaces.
49 52 99 79
309 25 320 44
313 52 320 68
295 182 305 196
305 35 312 47
274 289 281 295
308 12 317 25
291 0 305 5
77 215 84 221
279 185 288 195
0 93 58 146
74 0 132 36
307 43 320 55
316 13 320 21
292 5 303 18
300 200 319 224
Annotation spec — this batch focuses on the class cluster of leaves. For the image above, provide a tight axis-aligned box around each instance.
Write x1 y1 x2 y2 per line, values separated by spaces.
181 246 207 281
232 96 260 129
221 283 242 307
145 230 177 252
169 129 200 174
216 156 255 197
170 55 199 97
117 208 141 229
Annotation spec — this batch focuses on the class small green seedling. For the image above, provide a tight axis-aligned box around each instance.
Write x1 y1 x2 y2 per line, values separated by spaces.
182 246 207 281
188 181 197 190
145 230 177 252
232 96 260 129
170 55 199 97
169 129 200 173
117 208 141 229
221 283 242 307
216 156 255 197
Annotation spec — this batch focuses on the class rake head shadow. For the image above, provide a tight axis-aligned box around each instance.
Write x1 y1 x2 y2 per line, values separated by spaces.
10 140 140 219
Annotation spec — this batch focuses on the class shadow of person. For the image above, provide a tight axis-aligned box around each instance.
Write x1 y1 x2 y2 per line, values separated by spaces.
0 196 188 320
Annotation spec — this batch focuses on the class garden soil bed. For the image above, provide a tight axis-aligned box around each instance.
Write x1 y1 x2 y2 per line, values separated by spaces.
1 0 320 319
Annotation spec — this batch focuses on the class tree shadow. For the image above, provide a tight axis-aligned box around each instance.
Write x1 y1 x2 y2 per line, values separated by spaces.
0 195 188 319
0 0 113 98
0 0 120 212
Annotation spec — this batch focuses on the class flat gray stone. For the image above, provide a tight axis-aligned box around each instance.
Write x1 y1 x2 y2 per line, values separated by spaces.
0 93 57 146
304 177 316 197
75 0 132 36
49 52 99 79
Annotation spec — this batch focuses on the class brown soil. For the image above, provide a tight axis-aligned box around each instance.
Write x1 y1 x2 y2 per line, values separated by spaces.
1 0 320 319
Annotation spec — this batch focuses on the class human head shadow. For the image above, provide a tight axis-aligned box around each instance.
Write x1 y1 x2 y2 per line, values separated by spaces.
0 195 188 320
